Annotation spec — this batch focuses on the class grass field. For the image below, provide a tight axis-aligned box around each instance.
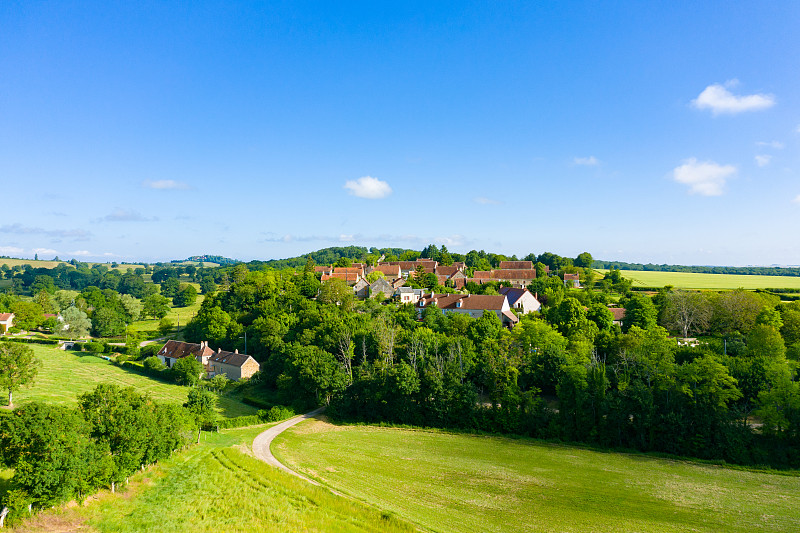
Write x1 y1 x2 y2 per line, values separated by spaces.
12 426 415 533
595 269 800 290
0 344 256 418
274 419 800 533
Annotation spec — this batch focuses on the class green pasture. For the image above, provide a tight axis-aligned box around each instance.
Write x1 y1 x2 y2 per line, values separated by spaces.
0 344 256 418
274 420 800 533
596 269 800 290
14 426 415 533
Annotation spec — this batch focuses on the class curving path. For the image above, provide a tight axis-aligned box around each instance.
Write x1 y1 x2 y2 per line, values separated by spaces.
252 407 326 487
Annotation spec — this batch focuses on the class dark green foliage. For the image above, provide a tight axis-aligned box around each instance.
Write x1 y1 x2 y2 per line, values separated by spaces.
171 356 204 386
173 284 198 307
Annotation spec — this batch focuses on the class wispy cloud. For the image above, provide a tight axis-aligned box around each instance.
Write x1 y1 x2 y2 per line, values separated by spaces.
69 250 92 256
756 141 784 149
755 155 772 167
261 232 470 247
344 176 392 199
692 80 775 115
793 195 800 205
474 197 502 205
99 209 158 222
0 223 91 240
0 246 24 255
32 247 59 256
573 156 599 166
673 158 737 196
142 179 191 190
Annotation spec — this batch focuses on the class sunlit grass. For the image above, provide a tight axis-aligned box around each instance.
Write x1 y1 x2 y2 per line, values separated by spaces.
275 419 800 533
594 269 800 290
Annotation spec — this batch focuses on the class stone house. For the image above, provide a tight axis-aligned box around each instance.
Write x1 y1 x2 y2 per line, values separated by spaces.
416 293 518 328
0 313 14 335
499 287 541 314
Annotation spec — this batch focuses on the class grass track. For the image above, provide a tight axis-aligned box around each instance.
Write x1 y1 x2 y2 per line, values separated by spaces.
15 426 415 533
595 269 800 290
1 344 256 417
274 420 800 533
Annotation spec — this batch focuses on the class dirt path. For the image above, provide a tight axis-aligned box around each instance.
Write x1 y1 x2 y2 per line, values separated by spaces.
252 407 326 487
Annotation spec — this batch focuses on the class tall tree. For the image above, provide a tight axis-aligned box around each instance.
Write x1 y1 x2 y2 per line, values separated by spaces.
0 342 41 406
662 290 711 338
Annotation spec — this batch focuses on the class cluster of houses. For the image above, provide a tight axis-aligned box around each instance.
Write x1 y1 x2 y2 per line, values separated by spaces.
156 339 260 381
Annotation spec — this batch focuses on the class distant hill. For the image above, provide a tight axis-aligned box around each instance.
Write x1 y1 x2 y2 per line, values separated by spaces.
184 255 240 266
246 246 417 270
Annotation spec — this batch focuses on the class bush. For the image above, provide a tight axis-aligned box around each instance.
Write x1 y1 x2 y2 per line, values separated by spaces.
143 355 166 373
140 343 161 359
262 405 295 422
83 341 104 353
0 337 58 346
242 396 273 409
216 415 263 429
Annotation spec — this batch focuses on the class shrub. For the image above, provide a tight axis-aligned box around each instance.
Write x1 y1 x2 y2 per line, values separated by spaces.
216 415 263 429
263 405 295 422
143 356 166 373
140 343 161 359
83 341 104 353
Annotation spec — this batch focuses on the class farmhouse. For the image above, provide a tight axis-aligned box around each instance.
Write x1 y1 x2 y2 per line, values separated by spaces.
370 277 394 298
156 340 260 381
471 269 537 288
207 348 260 381
157 340 214 368
564 273 581 288
609 307 625 326
416 293 518 327
397 287 424 304
499 287 541 314
0 313 13 334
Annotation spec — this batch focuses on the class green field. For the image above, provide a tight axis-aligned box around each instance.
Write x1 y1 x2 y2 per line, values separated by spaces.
596 269 800 290
274 419 800 533
12 426 415 533
0 344 256 418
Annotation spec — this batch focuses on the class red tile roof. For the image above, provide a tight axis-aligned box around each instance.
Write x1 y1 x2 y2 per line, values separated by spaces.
435 266 462 277
371 264 402 278
473 269 537 280
499 261 533 269
417 293 507 311
158 340 214 360
564 273 580 281
609 307 626 321
321 272 360 283
209 348 257 368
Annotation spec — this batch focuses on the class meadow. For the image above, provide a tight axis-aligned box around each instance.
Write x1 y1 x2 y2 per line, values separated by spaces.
595 269 800 290
274 419 800 533
0 344 256 418
11 426 416 533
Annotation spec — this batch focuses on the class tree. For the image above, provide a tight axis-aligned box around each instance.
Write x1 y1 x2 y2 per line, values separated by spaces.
119 294 142 321
91 307 126 337
143 356 166 373
318 279 354 311
186 387 218 428
172 356 204 386
57 306 91 338
10 300 44 331
622 294 658 332
199 276 217 295
0 342 41 406
142 294 171 319
574 252 593 268
662 290 711 338
160 277 181 298
158 317 174 336
173 284 198 307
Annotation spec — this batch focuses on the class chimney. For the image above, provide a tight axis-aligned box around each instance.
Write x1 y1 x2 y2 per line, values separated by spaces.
234 349 238 354
217 348 222 353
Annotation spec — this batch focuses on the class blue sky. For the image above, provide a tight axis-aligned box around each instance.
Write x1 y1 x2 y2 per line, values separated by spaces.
1 2 799 265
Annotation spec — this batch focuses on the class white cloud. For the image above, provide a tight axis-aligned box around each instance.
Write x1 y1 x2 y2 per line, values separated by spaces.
69 250 92 256
0 223 91 240
793 195 800 205
474 197 502 205
343 176 392 199
672 158 737 196
339 234 355 241
692 81 775 115
32 247 59 256
143 179 190 190
99 209 158 222
573 156 599 166
755 155 772 167
0 246 24 255
756 141 784 149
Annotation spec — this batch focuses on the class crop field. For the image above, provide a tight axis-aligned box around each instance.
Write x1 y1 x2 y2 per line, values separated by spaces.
595 269 800 290
0 344 256 418
0 257 146 271
11 426 416 533
274 419 800 533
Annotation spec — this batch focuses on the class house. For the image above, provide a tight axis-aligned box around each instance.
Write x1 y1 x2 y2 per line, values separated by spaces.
470 269 537 288
564 273 581 288
321 270 362 285
157 340 214 369
207 348 260 381
353 278 370 299
499 260 533 270
609 307 625 326
314 265 333 275
367 264 402 280
369 277 394 299
385 260 438 277
397 287 421 304
499 287 541 314
416 293 518 328
156 340 260 381
0 313 14 335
